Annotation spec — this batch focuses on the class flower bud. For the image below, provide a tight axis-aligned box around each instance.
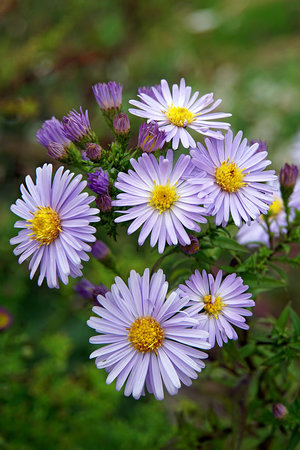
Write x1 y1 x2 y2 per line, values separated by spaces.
74 279 94 300
272 403 288 419
87 168 109 195
85 143 102 161
92 284 110 305
91 240 110 261
180 235 200 255
280 163 299 204
113 113 130 136
96 194 112 212
250 139 267 154
47 142 68 160
138 122 166 153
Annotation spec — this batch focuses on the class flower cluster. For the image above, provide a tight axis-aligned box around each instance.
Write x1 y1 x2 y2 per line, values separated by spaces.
10 77 300 400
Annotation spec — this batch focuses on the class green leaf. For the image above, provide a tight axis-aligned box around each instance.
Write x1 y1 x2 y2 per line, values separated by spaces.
275 305 290 331
290 308 300 338
212 235 249 253
288 427 300 450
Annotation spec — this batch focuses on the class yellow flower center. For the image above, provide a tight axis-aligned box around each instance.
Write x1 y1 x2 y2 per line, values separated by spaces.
215 161 247 193
27 206 62 246
0 311 10 329
166 105 195 127
149 180 179 213
127 316 165 353
268 197 283 217
203 295 225 318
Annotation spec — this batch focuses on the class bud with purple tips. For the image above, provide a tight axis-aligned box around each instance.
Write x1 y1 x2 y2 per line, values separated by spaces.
272 403 288 419
85 143 102 161
138 122 166 153
180 235 200 255
47 142 68 160
138 84 163 102
280 163 299 204
113 113 130 136
36 116 71 159
75 279 95 300
250 139 267 154
96 193 112 212
87 168 110 195
92 284 110 305
92 81 123 111
62 107 92 142
91 240 110 261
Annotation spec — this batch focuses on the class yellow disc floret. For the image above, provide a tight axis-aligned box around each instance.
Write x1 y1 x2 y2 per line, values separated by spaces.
149 180 179 213
268 197 283 217
203 295 224 318
215 160 247 193
128 316 165 353
166 105 195 127
27 206 62 245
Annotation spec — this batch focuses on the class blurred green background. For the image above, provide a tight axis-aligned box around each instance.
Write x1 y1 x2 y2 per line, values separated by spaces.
1 0 300 449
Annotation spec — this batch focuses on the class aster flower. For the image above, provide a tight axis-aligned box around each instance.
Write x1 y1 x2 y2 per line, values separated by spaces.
87 168 110 195
85 143 102 161
87 268 210 400
112 150 209 254
0 306 13 331
129 78 231 150
10 164 100 288
92 81 123 111
113 113 131 136
138 122 166 153
190 130 277 227
36 117 71 158
178 270 255 347
62 107 91 142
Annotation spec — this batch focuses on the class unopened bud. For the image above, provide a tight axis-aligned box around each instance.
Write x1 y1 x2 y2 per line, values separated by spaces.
272 403 288 419
180 235 200 255
96 194 112 212
280 163 298 204
91 240 110 261
113 113 130 136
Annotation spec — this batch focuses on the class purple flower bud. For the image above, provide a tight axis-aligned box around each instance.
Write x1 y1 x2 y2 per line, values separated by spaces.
96 194 112 212
250 140 267 154
272 403 288 419
85 143 102 161
92 284 110 305
0 306 13 331
280 163 298 189
36 117 71 149
62 107 91 142
91 240 110 261
47 142 67 160
180 235 200 255
92 81 123 111
113 113 130 135
74 279 95 300
87 168 109 195
81 151 90 161
138 84 163 102
138 122 166 153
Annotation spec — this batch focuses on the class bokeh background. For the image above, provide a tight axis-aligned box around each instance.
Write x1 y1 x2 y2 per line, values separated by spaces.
1 1 300 449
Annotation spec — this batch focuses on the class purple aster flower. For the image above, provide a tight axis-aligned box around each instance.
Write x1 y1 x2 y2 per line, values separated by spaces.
138 84 163 101
85 143 102 161
91 240 110 261
113 113 130 135
112 150 209 254
178 270 255 348
0 306 13 331
36 117 71 158
10 164 100 288
180 235 200 255
87 268 210 400
92 81 123 111
250 139 267 153
75 278 95 300
87 168 109 195
190 130 277 227
96 194 112 212
129 78 231 150
62 107 91 142
138 122 166 153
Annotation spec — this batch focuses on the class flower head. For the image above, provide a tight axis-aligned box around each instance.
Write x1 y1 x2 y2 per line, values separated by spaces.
10 164 100 288
178 270 254 347
190 130 277 227
87 268 210 400
85 143 102 161
62 107 91 142
92 81 123 111
113 113 130 135
0 307 13 331
129 78 231 149
112 150 209 254
36 117 71 158
138 122 166 153
87 168 109 195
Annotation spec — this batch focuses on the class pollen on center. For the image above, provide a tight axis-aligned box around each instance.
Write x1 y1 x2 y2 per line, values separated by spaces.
166 105 195 127
127 316 165 353
149 180 179 213
203 294 224 318
215 160 247 193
